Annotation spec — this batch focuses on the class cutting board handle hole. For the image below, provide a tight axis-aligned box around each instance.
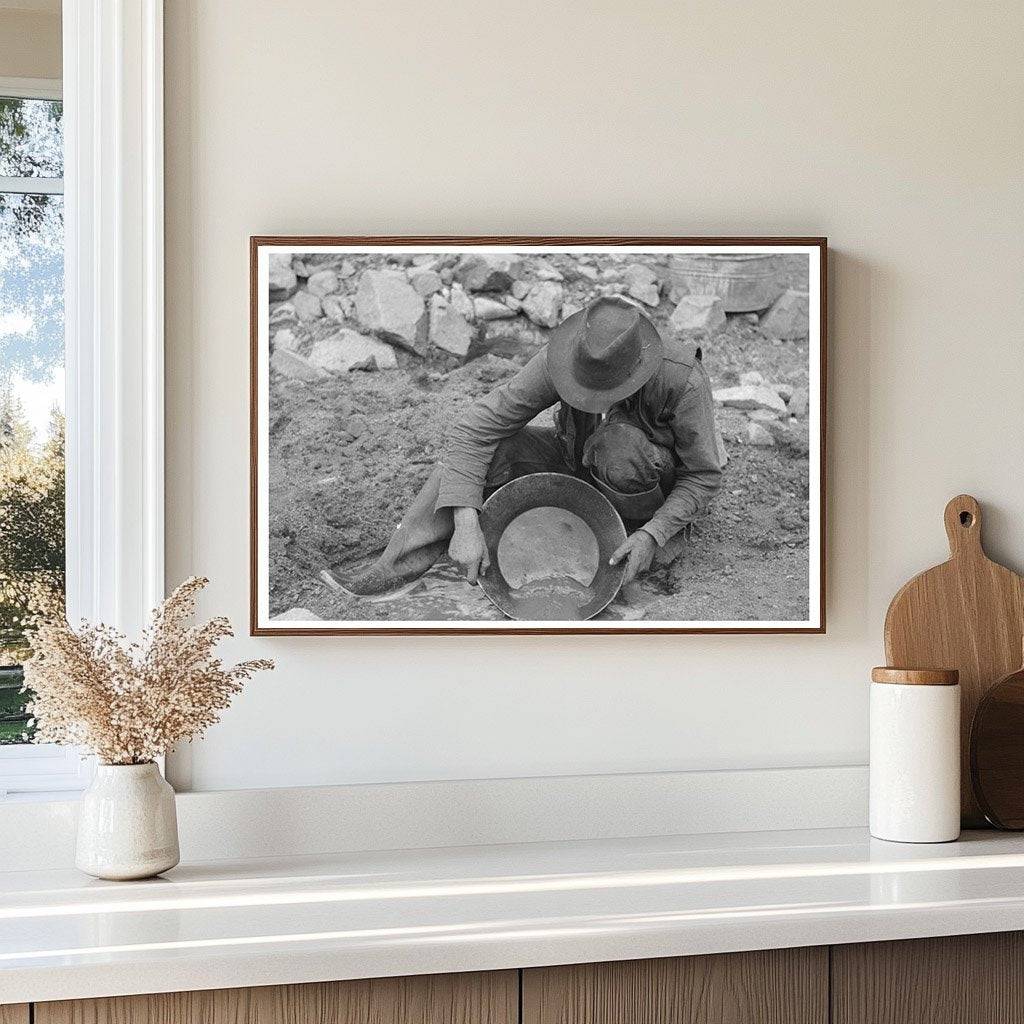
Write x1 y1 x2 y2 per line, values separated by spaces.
960 511 975 527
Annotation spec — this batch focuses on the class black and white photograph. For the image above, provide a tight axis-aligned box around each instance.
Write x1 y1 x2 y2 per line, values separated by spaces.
251 239 825 634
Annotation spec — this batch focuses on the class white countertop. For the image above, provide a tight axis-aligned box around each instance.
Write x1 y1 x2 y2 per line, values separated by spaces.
4 826 1024 1004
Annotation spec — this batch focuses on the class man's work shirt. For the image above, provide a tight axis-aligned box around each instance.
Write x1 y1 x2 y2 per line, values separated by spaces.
435 338 724 547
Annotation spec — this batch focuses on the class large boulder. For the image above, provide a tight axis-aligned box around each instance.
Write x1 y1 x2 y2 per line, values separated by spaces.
522 281 564 328
623 263 661 307
268 254 298 300
669 294 726 334
453 254 524 292
306 269 340 297
355 270 429 354
429 295 475 357
307 329 398 373
713 384 788 414
270 348 328 382
408 268 443 298
761 289 810 339
292 289 323 322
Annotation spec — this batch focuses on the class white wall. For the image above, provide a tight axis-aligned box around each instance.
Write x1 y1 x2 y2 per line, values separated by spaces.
164 0 1024 792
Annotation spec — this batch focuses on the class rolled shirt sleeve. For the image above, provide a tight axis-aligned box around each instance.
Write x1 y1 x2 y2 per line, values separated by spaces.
436 351 559 512
640 359 723 547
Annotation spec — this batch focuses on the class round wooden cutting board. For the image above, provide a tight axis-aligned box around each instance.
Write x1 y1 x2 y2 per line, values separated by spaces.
884 494 1024 826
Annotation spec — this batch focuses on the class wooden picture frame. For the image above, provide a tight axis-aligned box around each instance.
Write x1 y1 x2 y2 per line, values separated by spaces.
251 237 827 635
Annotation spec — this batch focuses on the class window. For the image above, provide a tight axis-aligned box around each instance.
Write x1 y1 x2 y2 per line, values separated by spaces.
0 79 84 797
0 5 166 798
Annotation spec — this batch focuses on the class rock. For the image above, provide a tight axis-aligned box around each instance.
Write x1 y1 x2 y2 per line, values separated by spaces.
577 265 600 281
411 254 438 267
747 408 780 423
292 289 323 322
474 297 516 320
623 264 661 307
429 295 475 357
321 293 354 321
269 301 296 327
268 254 298 299
669 294 726 334
713 385 788 414
440 267 453 285
409 268 443 297
511 280 530 300
270 348 328 381
453 255 523 292
761 289 810 339
534 263 564 281
273 607 321 621
739 370 766 387
291 257 309 279
271 328 300 352
308 329 398 373
504 296 522 312
449 283 475 321
522 281 564 328
355 270 429 354
338 259 357 279
306 269 339 297
561 301 583 319
774 383 794 402
746 421 775 446
788 386 810 417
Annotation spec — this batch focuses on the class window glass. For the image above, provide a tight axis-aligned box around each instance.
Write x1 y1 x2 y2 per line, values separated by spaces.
0 98 63 178
0 97 64 746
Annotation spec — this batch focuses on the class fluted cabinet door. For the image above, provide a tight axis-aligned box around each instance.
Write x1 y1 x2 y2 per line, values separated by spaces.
0 1006 29 1024
35 971 518 1024
832 932 1024 1024
522 948 828 1024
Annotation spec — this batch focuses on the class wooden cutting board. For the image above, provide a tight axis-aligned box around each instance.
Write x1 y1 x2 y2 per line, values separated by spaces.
884 494 1024 826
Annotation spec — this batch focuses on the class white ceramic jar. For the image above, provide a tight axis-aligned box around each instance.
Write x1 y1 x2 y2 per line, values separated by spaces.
869 667 961 843
76 762 180 880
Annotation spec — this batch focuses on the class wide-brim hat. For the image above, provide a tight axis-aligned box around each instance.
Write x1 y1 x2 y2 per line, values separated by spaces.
547 296 664 413
479 473 626 621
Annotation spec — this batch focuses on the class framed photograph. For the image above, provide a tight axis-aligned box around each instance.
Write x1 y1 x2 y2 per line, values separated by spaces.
251 237 826 635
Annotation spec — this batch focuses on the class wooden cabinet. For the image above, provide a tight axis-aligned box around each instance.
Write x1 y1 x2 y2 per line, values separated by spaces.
21 932 1024 1024
522 948 827 1024
34 971 517 1024
832 932 1024 1024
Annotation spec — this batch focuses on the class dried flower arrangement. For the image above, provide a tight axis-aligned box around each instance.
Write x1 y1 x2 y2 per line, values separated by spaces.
23 577 273 765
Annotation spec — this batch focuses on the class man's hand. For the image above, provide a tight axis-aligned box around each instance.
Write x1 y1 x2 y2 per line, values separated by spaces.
609 530 657 584
449 508 490 584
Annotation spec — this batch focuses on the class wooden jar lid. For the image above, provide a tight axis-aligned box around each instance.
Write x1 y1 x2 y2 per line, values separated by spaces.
871 667 960 686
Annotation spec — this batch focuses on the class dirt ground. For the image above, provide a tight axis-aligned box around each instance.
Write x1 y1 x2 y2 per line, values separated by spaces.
267 253 812 624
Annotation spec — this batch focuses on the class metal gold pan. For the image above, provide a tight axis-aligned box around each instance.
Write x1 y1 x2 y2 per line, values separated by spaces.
479 473 627 621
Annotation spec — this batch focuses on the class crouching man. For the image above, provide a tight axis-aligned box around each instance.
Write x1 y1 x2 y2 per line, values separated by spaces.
348 295 723 595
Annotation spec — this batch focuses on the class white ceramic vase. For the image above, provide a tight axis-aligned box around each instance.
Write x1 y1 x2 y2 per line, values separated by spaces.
76 762 180 880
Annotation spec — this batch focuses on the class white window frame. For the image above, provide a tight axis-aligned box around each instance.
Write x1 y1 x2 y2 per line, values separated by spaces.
0 0 165 799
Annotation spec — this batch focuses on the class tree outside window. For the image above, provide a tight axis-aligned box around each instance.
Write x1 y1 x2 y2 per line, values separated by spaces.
0 94 65 744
